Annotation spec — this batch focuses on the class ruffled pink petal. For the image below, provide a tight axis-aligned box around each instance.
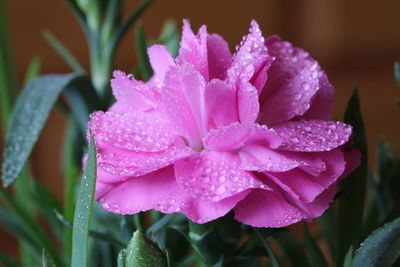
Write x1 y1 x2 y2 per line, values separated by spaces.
156 188 250 224
160 66 206 149
238 144 302 172
237 81 259 124
228 20 270 84
203 123 282 152
95 166 249 224
148 44 175 82
205 79 239 128
264 149 345 203
89 111 193 177
174 151 269 202
203 123 252 151
207 34 232 80
95 167 180 214
234 188 306 228
291 184 337 219
176 20 209 80
111 71 157 113
301 72 334 120
273 120 353 152
259 35 323 125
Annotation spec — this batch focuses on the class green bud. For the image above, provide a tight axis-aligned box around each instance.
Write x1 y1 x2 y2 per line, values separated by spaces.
118 231 167 267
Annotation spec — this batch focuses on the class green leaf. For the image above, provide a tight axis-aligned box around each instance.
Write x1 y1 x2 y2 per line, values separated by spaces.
42 250 56 267
2 73 80 187
0 0 16 128
23 56 42 86
337 87 368 266
158 19 180 57
304 225 328 267
110 0 156 50
71 132 97 267
43 30 85 74
0 206 40 257
394 62 400 87
351 217 400 267
343 246 353 267
118 231 167 267
255 229 280 267
135 23 153 80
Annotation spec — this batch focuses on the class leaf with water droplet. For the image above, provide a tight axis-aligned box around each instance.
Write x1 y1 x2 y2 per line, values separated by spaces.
118 231 167 267
2 73 80 187
71 132 97 267
351 217 400 267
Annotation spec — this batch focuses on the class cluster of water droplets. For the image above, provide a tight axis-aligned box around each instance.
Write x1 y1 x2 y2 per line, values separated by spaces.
274 120 352 152
177 154 269 202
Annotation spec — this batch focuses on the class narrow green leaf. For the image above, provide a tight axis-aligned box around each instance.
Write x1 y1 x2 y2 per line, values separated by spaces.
43 30 85 74
255 229 280 267
337 87 368 266
0 206 40 256
135 24 153 80
42 250 56 267
304 225 328 267
0 189 62 266
158 19 180 57
0 0 16 129
2 73 80 187
343 246 353 267
23 56 42 86
62 119 80 264
352 217 400 267
111 0 156 49
119 231 167 267
394 62 400 87
71 133 97 267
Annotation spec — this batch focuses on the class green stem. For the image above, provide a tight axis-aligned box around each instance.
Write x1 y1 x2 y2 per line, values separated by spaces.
62 119 79 264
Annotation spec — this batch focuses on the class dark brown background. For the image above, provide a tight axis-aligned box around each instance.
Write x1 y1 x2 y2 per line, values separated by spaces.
1 0 400 261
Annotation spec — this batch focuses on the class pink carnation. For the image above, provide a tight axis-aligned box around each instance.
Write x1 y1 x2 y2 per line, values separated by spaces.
88 20 360 227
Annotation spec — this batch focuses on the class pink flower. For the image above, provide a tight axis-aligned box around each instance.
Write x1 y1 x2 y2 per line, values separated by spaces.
88 20 360 227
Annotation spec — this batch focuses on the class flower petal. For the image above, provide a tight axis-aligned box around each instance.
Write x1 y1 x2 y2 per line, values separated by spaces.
205 79 239 128
174 151 268 202
228 20 270 84
273 120 352 152
302 72 334 120
238 144 302 172
207 34 232 80
160 66 206 148
176 20 209 80
89 111 193 177
264 149 345 203
148 44 175 82
95 167 180 214
111 71 157 113
237 82 259 124
234 188 306 228
204 123 282 152
259 35 322 125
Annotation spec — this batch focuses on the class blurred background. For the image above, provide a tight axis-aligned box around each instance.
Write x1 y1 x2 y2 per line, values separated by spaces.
1 0 399 260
